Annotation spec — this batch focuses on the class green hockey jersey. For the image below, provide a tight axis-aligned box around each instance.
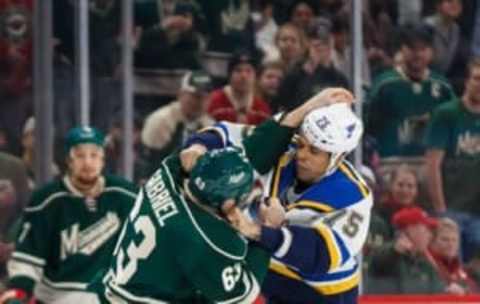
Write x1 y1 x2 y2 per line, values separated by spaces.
7 175 138 303
98 155 269 304
367 67 455 157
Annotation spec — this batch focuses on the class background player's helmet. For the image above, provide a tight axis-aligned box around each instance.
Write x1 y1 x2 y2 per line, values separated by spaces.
65 126 106 153
188 147 254 209
300 103 363 175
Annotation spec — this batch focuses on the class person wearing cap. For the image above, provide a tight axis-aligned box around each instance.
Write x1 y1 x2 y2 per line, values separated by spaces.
184 88 371 303
0 126 138 304
207 49 272 125
367 206 446 294
273 22 349 112
141 70 214 170
367 23 456 157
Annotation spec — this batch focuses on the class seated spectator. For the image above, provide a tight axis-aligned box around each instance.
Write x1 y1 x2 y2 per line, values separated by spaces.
207 50 271 124
287 0 319 33
428 217 480 294
142 70 213 172
20 117 59 190
367 23 456 157
331 13 371 87
424 0 469 94
197 0 256 53
273 23 349 111
425 58 480 261
255 60 285 107
266 23 308 71
104 114 150 185
378 164 421 223
252 0 278 57
368 207 446 294
0 152 30 239
134 2 202 70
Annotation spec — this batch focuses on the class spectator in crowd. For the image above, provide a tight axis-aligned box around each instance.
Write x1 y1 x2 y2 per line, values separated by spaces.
0 151 30 290
0 0 33 156
0 152 30 241
425 58 480 262
378 164 421 224
424 0 470 94
287 0 319 33
104 115 150 185
266 23 308 71
331 13 371 87
196 0 256 53
141 70 213 172
367 23 456 157
20 117 59 191
134 2 202 70
368 207 446 294
397 0 423 25
252 0 278 58
0 126 138 304
274 23 349 111
207 50 272 124
428 217 480 294
255 60 285 107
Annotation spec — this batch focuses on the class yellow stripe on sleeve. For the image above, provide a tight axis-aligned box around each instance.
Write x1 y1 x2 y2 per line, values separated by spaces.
314 224 342 271
287 200 334 212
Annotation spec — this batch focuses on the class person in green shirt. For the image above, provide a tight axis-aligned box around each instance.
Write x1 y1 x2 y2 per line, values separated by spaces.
367 23 456 157
425 58 480 261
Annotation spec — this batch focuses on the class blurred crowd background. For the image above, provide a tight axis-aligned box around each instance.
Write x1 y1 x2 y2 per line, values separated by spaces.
1 0 480 296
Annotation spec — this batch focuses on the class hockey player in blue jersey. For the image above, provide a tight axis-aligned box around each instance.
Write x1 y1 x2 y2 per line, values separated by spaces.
182 88 372 304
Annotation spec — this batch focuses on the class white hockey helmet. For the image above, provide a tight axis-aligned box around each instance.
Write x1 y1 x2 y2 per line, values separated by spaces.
300 103 363 175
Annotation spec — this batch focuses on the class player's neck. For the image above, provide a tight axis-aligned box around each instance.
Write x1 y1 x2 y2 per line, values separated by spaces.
65 175 105 198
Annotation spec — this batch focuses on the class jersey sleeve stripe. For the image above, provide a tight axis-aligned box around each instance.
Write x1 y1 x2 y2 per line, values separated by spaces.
286 200 334 212
107 282 169 304
269 259 302 281
274 228 293 258
7 259 44 282
313 224 342 271
104 187 138 199
24 192 69 212
310 268 360 295
11 252 46 266
270 154 290 197
217 271 260 304
338 163 369 198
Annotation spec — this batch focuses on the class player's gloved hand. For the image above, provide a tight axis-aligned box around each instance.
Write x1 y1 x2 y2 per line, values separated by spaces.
180 144 207 172
0 289 30 304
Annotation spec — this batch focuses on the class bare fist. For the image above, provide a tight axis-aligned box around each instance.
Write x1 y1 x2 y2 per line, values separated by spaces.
180 144 207 172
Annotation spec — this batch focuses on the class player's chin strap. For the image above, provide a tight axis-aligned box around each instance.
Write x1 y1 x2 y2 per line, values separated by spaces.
0 289 34 304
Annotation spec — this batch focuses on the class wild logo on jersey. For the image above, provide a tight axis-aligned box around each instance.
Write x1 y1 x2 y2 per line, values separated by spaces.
60 212 120 260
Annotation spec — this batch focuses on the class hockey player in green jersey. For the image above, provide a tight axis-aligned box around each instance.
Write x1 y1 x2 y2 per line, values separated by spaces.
0 126 138 304
94 88 352 304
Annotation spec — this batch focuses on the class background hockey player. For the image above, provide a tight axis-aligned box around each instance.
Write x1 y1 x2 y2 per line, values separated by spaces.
0 126 138 304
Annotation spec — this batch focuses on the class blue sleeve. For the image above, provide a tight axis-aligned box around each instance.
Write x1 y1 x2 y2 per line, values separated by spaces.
184 131 225 150
260 226 331 276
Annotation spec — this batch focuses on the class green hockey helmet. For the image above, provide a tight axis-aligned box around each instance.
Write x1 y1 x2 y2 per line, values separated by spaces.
188 147 254 209
65 126 106 153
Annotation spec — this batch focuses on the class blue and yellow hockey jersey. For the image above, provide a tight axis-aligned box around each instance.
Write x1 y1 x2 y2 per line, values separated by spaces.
187 119 373 301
